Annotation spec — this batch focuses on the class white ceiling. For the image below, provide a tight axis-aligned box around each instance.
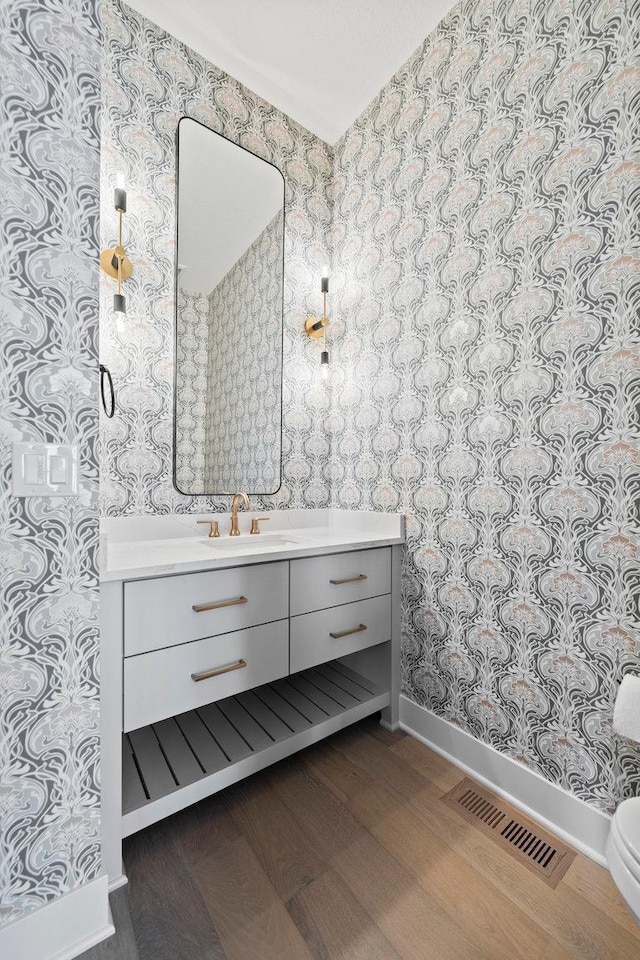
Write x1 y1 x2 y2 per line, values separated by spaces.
124 0 459 143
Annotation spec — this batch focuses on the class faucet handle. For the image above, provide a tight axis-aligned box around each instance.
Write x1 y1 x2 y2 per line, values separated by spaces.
250 517 270 535
197 519 220 538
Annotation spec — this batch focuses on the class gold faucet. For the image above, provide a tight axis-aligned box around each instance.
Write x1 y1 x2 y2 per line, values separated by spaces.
230 492 250 536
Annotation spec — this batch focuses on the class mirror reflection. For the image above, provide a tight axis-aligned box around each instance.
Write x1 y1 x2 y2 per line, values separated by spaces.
175 118 285 495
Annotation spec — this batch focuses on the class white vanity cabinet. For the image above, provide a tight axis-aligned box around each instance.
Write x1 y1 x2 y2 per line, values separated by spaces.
289 547 392 672
101 532 402 890
122 561 290 730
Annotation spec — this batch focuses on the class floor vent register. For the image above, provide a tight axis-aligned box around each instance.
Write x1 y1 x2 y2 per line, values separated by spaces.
441 778 576 888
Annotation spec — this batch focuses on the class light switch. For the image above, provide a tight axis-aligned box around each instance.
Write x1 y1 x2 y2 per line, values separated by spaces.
12 442 79 497
49 455 68 485
24 454 45 485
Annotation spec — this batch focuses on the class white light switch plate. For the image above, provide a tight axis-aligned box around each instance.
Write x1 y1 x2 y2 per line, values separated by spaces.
12 442 79 497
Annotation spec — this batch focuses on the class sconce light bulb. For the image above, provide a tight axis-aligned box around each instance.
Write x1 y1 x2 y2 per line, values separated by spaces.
116 172 126 190
320 349 329 379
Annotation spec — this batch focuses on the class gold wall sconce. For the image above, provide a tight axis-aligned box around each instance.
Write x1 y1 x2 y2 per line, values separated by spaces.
100 174 132 314
305 268 330 379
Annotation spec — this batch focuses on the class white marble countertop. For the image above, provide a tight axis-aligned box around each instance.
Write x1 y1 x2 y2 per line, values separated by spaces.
101 509 405 582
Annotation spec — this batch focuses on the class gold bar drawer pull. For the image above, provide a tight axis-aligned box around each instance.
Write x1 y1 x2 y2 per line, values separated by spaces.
329 574 368 585
192 595 248 613
329 623 367 640
191 659 247 682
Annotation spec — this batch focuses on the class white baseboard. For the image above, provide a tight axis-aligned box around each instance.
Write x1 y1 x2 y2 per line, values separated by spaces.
108 873 128 893
379 716 400 732
400 695 611 866
0 875 114 960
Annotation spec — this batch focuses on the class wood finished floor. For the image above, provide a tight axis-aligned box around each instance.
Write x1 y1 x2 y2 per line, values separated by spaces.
84 718 640 960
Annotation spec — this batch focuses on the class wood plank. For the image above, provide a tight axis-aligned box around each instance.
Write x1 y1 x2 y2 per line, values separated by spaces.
161 792 241 869
304 738 377 803
270 677 329 723
128 727 177 800
124 815 228 960
190 835 314 960
152 718 204 787
305 668 361 708
197 702 254 763
217 697 274 752
272 756 363 857
541 940 586 960
234 690 293 742
254 684 313 733
366 722 407 747
175 710 229 772
286 674 344 717
226 773 326 903
287 869 403 960
335 730 640 960
273 756 487 960
122 737 148 813
564 853 640 941
349 777 552 960
390 734 465 792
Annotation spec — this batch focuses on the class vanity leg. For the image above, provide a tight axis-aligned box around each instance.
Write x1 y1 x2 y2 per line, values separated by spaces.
380 543 402 731
100 580 127 889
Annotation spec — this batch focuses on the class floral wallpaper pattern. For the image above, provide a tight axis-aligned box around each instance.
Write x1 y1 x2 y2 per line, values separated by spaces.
100 0 333 516
205 210 284 493
175 288 209 491
330 0 640 811
0 0 101 925
175 211 284 494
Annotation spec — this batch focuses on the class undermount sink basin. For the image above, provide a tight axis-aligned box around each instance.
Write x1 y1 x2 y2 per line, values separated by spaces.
203 534 304 553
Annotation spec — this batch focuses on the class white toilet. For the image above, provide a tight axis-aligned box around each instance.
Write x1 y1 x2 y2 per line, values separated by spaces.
607 797 640 925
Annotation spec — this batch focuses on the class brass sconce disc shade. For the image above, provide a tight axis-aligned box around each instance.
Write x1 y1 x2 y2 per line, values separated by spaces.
100 246 133 282
305 316 328 339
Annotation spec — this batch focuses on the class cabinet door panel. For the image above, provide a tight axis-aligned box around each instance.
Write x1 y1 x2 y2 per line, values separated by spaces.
124 561 288 656
290 595 391 673
124 619 289 731
290 548 390 615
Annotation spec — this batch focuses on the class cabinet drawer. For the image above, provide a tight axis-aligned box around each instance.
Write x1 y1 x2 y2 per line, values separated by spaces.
124 561 288 656
290 595 390 673
124 620 289 731
290 548 390 616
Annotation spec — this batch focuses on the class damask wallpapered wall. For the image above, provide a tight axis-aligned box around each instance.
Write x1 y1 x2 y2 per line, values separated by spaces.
0 0 102 927
100 0 333 515
175 211 284 494
205 210 284 493
330 0 640 812
175 288 209 491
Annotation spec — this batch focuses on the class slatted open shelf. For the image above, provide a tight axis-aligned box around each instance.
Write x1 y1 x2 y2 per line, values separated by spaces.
122 659 389 836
